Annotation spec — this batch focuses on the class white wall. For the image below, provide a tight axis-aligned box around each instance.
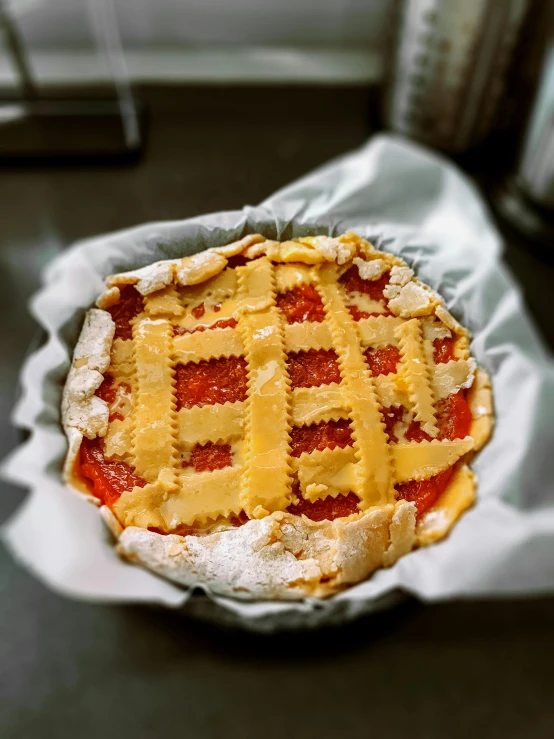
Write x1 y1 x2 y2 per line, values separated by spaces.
3 0 389 85
14 0 389 48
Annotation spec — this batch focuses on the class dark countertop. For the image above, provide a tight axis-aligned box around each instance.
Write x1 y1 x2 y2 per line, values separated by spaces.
1 86 553 739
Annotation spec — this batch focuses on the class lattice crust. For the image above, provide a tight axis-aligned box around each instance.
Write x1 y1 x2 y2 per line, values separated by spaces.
347 293 388 316
374 377 408 412
393 438 474 483
175 299 241 333
237 256 275 310
144 285 184 318
100 336 135 461
104 417 133 460
237 258 294 518
177 402 244 445
180 268 239 306
432 359 475 400
115 467 243 529
395 319 439 438
294 446 359 502
317 267 393 507
68 231 492 538
275 264 316 292
291 384 349 426
173 327 243 365
358 316 403 348
110 339 135 380
170 467 243 526
131 317 179 483
284 322 333 353
59 230 498 599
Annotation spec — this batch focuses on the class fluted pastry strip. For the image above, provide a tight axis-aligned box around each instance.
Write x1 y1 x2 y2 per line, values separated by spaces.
317 270 393 506
291 384 349 426
131 317 179 484
237 258 293 517
173 326 244 365
395 318 439 438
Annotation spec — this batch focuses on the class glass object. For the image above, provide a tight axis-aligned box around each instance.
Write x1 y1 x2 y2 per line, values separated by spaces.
383 0 530 153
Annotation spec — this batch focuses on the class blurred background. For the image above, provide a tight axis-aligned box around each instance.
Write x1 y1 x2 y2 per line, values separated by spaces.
1 1 554 737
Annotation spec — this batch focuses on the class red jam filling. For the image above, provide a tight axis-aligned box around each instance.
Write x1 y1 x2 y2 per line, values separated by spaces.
183 442 233 472
229 510 249 527
404 420 431 443
276 284 326 324
287 479 360 522
433 337 456 364
435 390 472 441
348 305 387 321
79 437 146 508
95 375 131 423
404 391 472 443
173 302 238 335
174 319 237 336
381 406 405 443
226 254 250 269
365 345 401 376
396 468 454 515
339 267 391 302
287 349 342 389
107 285 144 341
95 374 117 405
192 303 207 319
289 419 353 457
395 391 472 514
174 356 248 410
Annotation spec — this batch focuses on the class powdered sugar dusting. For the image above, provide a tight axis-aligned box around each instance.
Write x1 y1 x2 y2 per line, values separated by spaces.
176 251 228 286
61 309 115 443
107 260 178 296
387 281 433 318
422 317 451 341
313 237 355 265
432 358 476 400
117 503 414 600
353 257 387 280
388 265 414 289
417 508 449 537
212 234 265 258
436 305 463 333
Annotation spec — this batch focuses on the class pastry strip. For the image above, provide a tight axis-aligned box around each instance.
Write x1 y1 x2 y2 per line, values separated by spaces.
237 258 293 517
294 446 359 502
317 269 393 507
177 401 244 446
291 384 349 426
173 327 243 364
393 438 474 483
395 318 439 438
131 317 179 484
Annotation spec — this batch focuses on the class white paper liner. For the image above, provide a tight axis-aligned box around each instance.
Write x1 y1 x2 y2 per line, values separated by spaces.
3 133 554 632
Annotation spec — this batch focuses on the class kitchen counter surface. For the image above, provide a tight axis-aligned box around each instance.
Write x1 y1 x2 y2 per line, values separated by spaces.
1 85 553 739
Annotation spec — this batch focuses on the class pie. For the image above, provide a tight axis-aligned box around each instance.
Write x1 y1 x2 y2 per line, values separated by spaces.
61 232 493 599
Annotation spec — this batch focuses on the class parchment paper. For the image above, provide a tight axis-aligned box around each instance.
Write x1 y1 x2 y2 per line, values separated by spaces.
3 133 554 632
